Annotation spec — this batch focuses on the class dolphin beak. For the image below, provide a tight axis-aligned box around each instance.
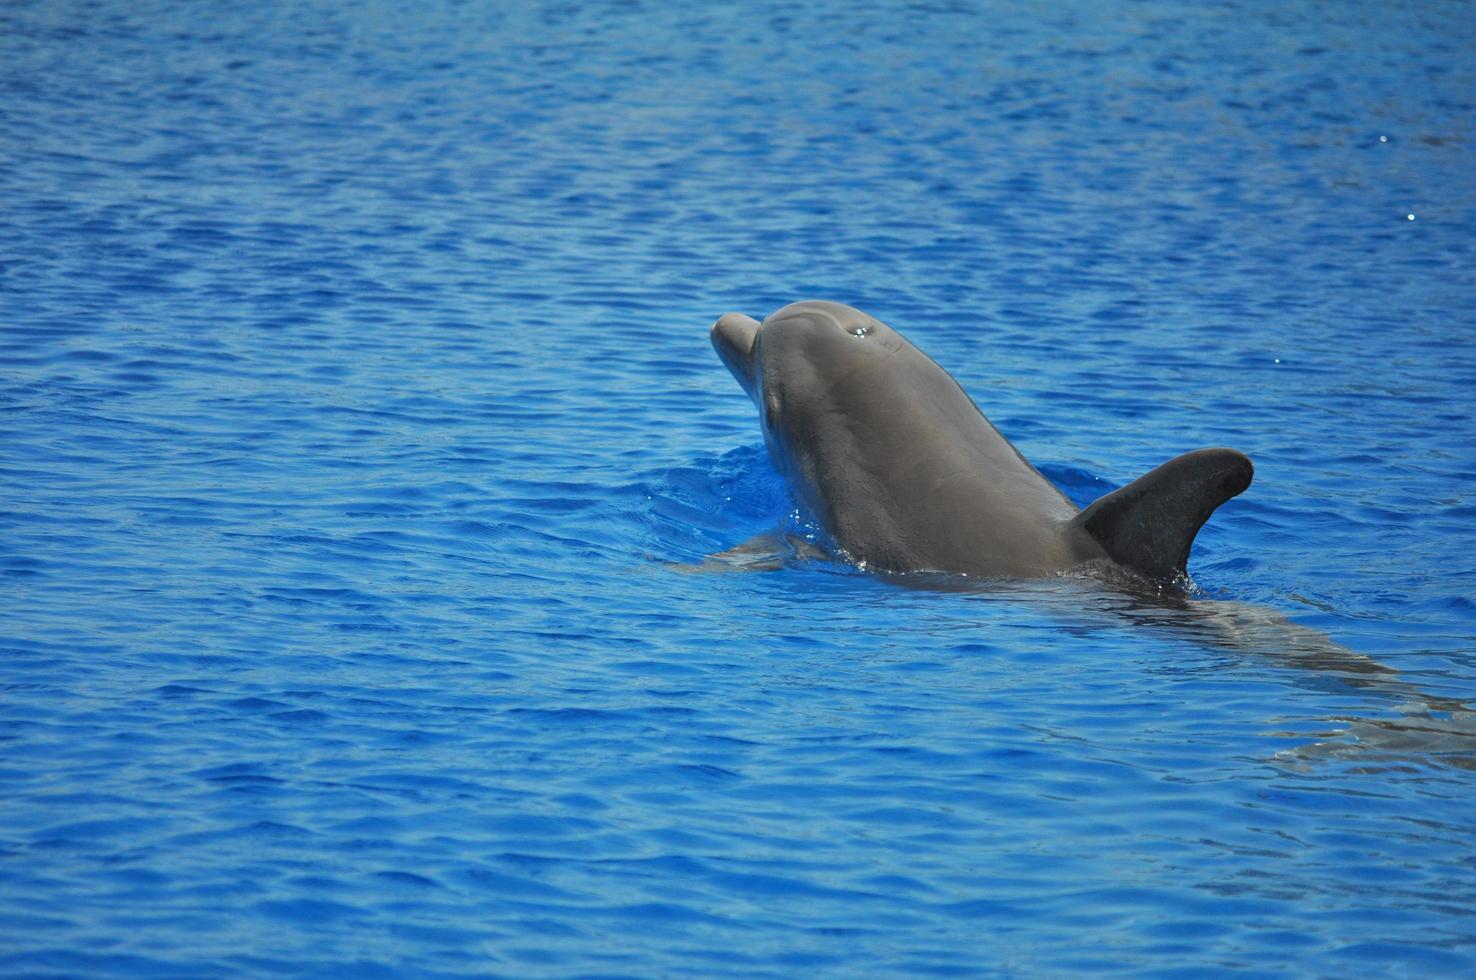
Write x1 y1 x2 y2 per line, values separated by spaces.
711 312 762 404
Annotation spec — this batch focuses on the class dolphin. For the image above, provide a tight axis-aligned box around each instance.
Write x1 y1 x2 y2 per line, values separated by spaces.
710 300 1253 588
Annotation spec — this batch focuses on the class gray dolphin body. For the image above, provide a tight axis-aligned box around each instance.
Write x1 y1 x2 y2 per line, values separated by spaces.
711 300 1253 586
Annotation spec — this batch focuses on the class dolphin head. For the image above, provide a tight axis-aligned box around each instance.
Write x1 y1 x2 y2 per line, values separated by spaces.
712 301 913 539
761 301 896 355
711 301 901 411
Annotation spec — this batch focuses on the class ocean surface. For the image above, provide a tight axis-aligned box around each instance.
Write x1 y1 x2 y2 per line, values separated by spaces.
3 0 1475 975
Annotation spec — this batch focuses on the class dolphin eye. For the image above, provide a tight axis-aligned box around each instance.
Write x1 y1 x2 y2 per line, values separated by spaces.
848 323 874 337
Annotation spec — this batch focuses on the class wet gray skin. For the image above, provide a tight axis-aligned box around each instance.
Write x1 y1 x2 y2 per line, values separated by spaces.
711 300 1253 586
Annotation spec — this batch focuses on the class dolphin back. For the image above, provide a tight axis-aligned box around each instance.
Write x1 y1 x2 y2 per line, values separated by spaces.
1073 448 1254 584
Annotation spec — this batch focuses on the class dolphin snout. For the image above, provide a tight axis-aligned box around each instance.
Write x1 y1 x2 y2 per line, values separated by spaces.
711 312 761 403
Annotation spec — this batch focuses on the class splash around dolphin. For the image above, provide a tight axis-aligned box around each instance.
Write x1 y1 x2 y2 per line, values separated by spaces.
710 300 1253 589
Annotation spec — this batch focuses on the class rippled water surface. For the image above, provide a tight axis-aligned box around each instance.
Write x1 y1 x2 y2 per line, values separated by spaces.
4 0 1476 975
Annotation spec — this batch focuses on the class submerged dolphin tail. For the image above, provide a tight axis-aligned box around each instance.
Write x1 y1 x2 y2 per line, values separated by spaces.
1074 448 1254 583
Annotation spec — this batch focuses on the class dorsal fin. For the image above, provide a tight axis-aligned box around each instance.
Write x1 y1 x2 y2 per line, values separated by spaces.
1074 448 1253 583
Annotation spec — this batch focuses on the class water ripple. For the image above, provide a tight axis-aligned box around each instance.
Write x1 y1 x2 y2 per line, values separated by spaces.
2 0 1475 975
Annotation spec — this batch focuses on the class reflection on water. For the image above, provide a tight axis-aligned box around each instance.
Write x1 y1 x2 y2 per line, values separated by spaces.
696 535 1476 772
1109 594 1476 772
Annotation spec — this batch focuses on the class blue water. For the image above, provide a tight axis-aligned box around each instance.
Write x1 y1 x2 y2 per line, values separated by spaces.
3 0 1475 975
